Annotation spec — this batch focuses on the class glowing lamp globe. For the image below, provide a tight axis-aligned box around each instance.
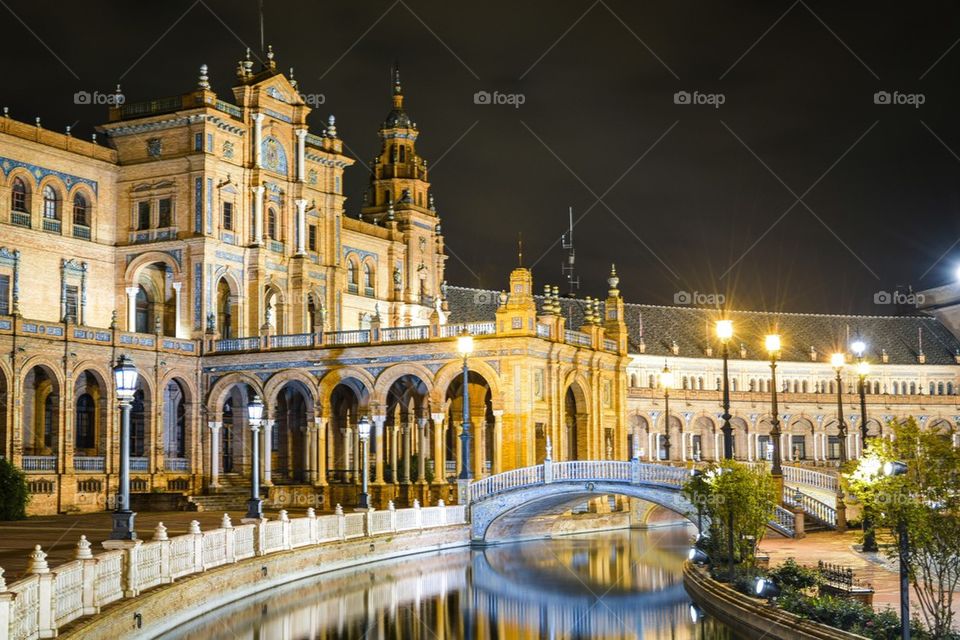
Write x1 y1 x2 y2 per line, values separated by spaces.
113 355 139 400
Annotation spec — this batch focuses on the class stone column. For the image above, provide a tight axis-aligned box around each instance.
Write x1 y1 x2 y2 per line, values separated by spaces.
252 112 264 167
373 415 386 484
473 414 485 478
125 286 138 332
416 417 428 485
171 282 182 338
208 421 221 489
303 426 313 483
400 419 411 484
294 198 307 256
314 417 327 487
251 185 265 245
389 423 399 484
261 419 273 486
431 413 445 484
343 424 353 483
681 432 687 461
295 129 307 182
492 410 503 474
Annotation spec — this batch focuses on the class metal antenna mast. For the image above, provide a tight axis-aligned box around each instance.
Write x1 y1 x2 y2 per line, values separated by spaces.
258 0 265 55
561 206 579 296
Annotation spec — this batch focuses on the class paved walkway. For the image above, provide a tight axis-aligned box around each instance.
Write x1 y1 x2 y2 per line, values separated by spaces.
0 507 316 580
760 528 959 627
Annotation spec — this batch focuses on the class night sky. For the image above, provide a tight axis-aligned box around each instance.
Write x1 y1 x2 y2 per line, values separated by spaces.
6 1 960 314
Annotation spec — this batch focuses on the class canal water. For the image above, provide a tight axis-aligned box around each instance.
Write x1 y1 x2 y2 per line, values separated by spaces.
158 526 739 639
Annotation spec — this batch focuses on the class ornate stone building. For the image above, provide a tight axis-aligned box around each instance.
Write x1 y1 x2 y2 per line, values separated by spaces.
0 53 957 515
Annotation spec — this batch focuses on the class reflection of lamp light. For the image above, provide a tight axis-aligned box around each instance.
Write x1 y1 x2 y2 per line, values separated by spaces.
689 603 706 624
358 416 372 509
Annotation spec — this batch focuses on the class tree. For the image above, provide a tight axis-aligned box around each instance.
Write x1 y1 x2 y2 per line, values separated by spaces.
846 417 960 638
0 457 29 520
684 460 776 566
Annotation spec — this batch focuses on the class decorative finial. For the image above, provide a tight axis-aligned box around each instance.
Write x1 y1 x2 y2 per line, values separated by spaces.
75 535 93 560
114 84 123 103
91 133 97 144
28 545 50 574
518 232 523 267
607 264 620 295
65 125 71 136
198 64 210 90
428 192 436 211
153 522 168 541
288 67 297 90
326 114 337 137
2 107 8 118
265 44 276 70
35 117 41 128
386 200 395 221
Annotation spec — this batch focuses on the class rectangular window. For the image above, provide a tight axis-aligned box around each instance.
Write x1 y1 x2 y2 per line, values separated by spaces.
223 202 234 230
828 436 841 460
0 275 9 315
194 133 203 151
137 201 151 230
64 285 78 324
758 435 772 461
307 224 317 251
158 198 172 228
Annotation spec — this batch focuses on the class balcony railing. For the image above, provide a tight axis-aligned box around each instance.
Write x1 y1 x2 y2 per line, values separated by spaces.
381 325 429 342
565 330 592 347
165 458 190 472
130 457 149 472
270 333 312 349
42 218 61 234
11 211 31 227
22 456 57 472
74 456 105 472
326 329 370 346
72 224 91 240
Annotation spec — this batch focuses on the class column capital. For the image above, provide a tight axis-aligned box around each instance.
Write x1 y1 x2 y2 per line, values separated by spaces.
251 184 265 195
294 198 308 211
294 128 308 138
171 281 182 291
430 412 445 424
207 421 222 431
251 111 265 123
372 415 387 426
125 286 139 297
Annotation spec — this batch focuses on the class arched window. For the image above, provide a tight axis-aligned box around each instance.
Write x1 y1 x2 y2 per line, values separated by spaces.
910 382 917 395
892 381 899 395
347 260 359 293
11 177 28 213
267 208 278 240
629 374 637 388
650 375 657 388
75 393 95 450
363 262 375 295
135 285 151 334
399 145 406 162
73 193 89 227
698 376 704 390
948 382 955 395
42 185 60 220
163 381 186 459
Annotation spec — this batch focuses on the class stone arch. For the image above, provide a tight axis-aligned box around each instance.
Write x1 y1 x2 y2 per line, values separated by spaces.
264 369 319 409
317 367 374 411
372 363 437 409
432 358 503 407
272 379 316 483
206 372 266 417
72 366 110 457
161 377 190 463
690 414 716 461
214 270 242 339
123 250 182 284
560 373 590 461
37 176 66 222
0 359 10 459
729 415 749 460
21 362 62 457
472 481 699 542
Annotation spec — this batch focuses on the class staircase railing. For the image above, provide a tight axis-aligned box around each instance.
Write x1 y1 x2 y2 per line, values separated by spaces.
783 486 837 528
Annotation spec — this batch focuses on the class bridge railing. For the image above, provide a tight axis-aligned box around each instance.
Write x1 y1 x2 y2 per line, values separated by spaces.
469 460 690 504
783 486 837 528
782 465 838 493
771 505 797 537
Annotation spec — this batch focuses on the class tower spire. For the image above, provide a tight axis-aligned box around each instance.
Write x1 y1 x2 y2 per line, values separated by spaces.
518 232 523 267
392 61 403 109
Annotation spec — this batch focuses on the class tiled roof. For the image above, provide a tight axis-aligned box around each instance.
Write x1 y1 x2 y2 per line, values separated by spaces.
445 286 960 366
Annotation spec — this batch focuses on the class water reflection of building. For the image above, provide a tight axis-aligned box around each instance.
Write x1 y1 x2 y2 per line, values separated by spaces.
165 531 723 640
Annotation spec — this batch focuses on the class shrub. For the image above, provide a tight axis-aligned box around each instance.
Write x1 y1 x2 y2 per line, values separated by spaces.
0 458 29 520
768 558 822 591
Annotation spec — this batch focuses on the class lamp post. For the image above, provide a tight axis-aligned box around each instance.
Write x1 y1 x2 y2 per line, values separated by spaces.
110 355 139 540
852 339 878 552
660 363 674 462
357 415 371 509
765 334 784 497
457 330 474 481
830 353 848 463
245 395 264 520
883 460 910 640
716 319 734 460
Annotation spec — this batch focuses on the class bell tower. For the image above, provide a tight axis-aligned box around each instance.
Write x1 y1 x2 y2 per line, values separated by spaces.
361 66 446 306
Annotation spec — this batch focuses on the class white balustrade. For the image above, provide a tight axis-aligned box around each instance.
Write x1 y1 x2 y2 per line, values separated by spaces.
782 465 839 492
324 329 370 345
381 325 429 342
0 505 467 640
270 333 313 348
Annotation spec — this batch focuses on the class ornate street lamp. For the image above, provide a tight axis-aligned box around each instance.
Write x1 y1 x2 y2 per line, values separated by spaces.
852 339 878 552
765 334 784 495
716 319 734 460
830 353 848 463
110 355 139 540
457 330 474 481
660 362 674 461
245 394 264 520
357 415 372 509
